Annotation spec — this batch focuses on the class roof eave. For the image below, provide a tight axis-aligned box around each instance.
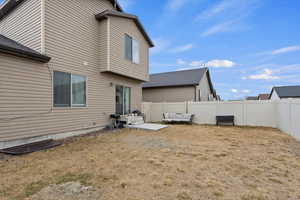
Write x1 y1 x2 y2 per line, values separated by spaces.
0 44 51 63
0 0 26 20
95 10 154 47
142 83 198 89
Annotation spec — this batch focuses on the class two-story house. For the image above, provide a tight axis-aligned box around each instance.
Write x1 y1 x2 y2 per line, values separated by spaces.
0 0 154 149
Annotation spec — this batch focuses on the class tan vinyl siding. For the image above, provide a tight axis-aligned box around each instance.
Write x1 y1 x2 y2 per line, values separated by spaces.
0 54 142 142
143 86 195 103
0 0 145 142
98 19 108 72
0 0 42 52
108 16 149 81
196 72 213 101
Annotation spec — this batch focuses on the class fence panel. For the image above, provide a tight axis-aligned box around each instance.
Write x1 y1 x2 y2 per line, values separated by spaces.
189 102 216 124
149 103 164 122
216 102 244 125
142 100 300 141
277 100 291 134
245 101 277 128
290 100 300 140
141 102 152 123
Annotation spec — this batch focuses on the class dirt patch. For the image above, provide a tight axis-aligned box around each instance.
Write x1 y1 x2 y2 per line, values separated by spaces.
0 153 11 161
1 125 300 200
26 182 102 200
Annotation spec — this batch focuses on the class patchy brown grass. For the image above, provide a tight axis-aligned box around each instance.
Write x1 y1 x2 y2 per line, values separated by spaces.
1 125 300 200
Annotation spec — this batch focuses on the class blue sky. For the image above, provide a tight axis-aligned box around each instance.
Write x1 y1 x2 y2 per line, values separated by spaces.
1 0 300 100
119 0 300 100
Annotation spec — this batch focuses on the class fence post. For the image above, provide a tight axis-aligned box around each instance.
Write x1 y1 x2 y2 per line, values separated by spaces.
289 99 293 136
186 101 188 114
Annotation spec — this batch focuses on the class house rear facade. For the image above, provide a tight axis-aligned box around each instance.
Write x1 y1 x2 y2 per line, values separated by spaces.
142 68 217 102
0 0 153 148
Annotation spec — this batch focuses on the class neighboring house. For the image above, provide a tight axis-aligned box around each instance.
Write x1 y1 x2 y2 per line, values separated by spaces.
270 86 300 100
246 96 258 100
0 0 153 148
142 68 217 102
258 94 270 100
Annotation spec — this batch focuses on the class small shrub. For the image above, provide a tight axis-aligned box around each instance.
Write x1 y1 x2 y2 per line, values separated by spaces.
24 181 48 197
177 191 192 200
55 173 92 186
241 192 268 200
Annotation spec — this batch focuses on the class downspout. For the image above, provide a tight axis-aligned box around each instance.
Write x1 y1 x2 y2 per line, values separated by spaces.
194 85 197 102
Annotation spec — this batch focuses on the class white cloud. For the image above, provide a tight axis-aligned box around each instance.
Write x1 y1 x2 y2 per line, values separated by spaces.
231 89 251 93
201 20 236 37
169 44 195 53
242 89 250 93
166 0 190 12
243 69 280 80
206 59 236 68
268 46 300 55
197 0 262 37
150 38 171 54
176 59 235 70
176 59 187 65
117 0 135 10
189 60 204 67
176 60 203 71
197 0 239 20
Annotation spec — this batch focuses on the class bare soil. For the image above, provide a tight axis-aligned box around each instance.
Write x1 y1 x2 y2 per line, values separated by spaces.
1 125 300 200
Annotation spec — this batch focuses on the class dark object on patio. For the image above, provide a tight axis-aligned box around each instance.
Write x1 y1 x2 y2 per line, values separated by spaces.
110 114 124 129
216 115 235 126
0 139 62 155
132 110 142 116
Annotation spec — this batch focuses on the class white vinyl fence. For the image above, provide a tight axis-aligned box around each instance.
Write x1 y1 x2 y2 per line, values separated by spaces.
142 100 300 141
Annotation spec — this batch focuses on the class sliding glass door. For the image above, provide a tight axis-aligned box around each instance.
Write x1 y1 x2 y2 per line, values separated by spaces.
116 85 131 115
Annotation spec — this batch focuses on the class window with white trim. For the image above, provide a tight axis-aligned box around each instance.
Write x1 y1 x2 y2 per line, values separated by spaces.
53 71 86 107
124 34 140 64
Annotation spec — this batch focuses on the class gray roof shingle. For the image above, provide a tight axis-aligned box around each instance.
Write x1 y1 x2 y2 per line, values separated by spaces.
142 68 208 88
272 86 300 98
0 34 51 62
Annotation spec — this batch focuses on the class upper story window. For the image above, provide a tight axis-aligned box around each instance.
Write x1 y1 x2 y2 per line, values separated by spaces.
53 71 87 107
125 34 140 64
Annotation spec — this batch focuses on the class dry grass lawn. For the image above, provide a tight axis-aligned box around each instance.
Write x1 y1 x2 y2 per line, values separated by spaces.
1 125 300 200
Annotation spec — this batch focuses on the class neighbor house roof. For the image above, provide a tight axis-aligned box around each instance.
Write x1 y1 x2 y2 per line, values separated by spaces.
0 34 51 62
142 68 216 98
246 96 258 100
258 93 270 100
0 0 123 20
270 86 300 99
95 9 154 47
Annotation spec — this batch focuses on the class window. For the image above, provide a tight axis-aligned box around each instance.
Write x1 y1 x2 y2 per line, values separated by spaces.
53 71 86 107
54 71 71 107
124 34 139 64
72 75 86 106
116 85 131 115
125 34 132 61
132 39 140 64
